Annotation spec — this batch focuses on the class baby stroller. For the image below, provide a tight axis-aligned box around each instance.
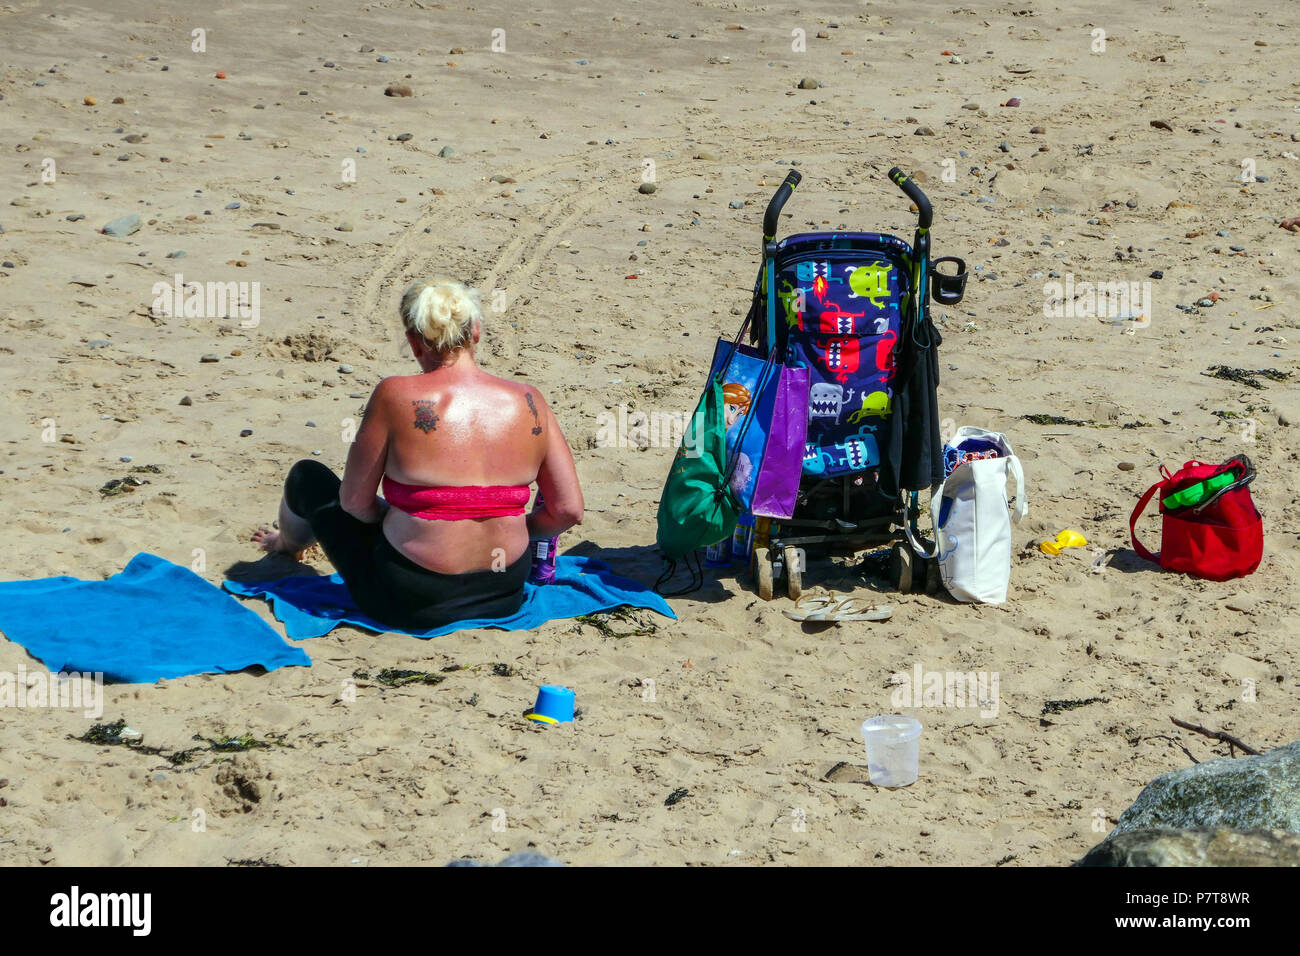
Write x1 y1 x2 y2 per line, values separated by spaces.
742 167 968 600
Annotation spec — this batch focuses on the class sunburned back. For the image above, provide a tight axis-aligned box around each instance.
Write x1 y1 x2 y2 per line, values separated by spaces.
384 374 544 486
378 369 547 573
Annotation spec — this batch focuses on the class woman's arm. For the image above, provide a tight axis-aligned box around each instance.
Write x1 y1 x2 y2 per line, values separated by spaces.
339 380 392 524
526 388 584 539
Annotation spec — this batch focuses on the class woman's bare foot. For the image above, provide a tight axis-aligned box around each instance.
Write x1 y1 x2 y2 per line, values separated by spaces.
252 527 307 561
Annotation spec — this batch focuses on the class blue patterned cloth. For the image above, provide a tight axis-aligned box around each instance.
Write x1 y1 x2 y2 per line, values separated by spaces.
0 553 311 683
224 554 675 639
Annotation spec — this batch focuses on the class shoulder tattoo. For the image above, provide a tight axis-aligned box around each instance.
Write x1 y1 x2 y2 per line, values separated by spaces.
525 392 543 435
412 400 440 433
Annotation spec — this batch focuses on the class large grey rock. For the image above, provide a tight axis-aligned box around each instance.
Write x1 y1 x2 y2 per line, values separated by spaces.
1077 827 1300 867
1112 741 1300 835
101 214 140 237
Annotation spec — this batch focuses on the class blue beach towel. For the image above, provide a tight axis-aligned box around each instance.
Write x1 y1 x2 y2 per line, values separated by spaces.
0 553 312 683
223 554 675 640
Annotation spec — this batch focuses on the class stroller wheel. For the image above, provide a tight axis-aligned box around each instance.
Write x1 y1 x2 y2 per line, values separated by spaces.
753 547 775 602
784 546 803 601
891 542 913 593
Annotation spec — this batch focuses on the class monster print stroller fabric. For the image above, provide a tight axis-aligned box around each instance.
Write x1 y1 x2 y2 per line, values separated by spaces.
774 248 910 479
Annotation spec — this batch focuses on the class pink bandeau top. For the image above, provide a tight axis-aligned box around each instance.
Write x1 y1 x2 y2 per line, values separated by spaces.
382 476 530 521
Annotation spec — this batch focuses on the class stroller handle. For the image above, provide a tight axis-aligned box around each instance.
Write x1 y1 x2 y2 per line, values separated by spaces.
888 167 932 232
763 170 802 245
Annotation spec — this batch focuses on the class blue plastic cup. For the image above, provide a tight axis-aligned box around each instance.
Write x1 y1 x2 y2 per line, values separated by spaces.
527 685 575 724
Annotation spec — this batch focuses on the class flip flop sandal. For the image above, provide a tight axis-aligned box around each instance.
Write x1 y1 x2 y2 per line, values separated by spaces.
804 596 894 623
782 592 839 622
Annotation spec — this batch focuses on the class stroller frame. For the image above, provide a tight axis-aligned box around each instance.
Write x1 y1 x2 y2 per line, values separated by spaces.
743 167 968 600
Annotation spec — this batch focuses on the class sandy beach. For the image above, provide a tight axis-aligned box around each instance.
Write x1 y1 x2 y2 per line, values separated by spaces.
1 0 1297 866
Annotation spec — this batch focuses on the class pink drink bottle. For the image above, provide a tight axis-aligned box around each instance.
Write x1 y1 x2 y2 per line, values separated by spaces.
528 492 559 585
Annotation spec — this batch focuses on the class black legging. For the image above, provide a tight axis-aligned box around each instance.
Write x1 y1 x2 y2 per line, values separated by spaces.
284 459 530 631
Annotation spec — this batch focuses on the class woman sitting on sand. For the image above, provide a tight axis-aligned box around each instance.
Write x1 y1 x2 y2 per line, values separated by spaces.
254 279 584 630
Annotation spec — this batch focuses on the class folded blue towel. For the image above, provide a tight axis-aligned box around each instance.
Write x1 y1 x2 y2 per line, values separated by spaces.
223 554 675 639
0 553 312 683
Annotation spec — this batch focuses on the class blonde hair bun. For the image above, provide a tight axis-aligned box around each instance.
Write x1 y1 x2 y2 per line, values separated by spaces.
400 279 482 352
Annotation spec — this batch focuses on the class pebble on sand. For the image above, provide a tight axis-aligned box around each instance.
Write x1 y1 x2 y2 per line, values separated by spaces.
101 215 140 237
240 429 253 437
1118 461 1136 471
1224 594 1260 614
336 222 354 232
200 353 220 363
179 396 193 406
384 84 413 97
638 182 657 194
797 77 819 89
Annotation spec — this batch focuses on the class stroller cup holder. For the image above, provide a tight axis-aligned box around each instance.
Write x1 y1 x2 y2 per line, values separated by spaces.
930 256 967 305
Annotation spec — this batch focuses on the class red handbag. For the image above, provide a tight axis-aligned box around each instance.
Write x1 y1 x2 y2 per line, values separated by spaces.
1129 456 1262 581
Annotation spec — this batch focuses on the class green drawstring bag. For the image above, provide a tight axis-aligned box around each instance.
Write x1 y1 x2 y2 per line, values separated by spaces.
655 376 740 565
655 320 775 594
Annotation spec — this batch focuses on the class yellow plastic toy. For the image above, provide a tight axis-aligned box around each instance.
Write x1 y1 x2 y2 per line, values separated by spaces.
1040 529 1087 555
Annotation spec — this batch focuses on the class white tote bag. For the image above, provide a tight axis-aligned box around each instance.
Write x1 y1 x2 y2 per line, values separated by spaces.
909 427 1027 604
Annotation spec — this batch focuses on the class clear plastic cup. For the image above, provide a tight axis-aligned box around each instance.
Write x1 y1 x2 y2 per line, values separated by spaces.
861 715 922 788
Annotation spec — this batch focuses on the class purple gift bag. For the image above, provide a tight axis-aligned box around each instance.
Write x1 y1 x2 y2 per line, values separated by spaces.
750 364 809 520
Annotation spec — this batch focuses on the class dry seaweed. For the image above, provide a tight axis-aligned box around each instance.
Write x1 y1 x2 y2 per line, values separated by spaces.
352 667 445 688
1205 365 1292 389
76 719 133 745
1022 413 1095 427
71 720 287 765
1042 697 1107 715
99 476 150 496
574 606 660 638
202 732 278 752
